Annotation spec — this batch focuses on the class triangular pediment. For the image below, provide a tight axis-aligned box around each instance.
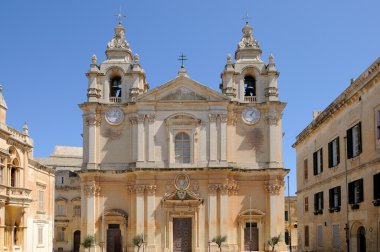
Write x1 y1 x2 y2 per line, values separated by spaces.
136 76 229 102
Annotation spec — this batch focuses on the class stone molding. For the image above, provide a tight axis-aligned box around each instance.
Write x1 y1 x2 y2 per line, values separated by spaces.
265 109 281 126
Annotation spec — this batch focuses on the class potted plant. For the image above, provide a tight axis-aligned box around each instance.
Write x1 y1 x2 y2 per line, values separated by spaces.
82 235 95 252
267 234 281 252
132 234 144 252
212 235 227 252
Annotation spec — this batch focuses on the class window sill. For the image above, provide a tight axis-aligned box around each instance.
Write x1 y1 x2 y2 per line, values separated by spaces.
372 199 380 206
328 206 341 213
351 203 360 210
313 210 323 215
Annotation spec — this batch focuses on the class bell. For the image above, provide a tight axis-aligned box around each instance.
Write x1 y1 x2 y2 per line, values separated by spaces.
111 80 120 88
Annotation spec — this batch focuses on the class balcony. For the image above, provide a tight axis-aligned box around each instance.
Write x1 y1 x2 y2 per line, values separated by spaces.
109 97 121 103
6 187 32 206
244 96 257 102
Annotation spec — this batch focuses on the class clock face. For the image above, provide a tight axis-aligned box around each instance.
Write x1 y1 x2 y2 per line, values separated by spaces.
105 108 124 125
242 107 260 125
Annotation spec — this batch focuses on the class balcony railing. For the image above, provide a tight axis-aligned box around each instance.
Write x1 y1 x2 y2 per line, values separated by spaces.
109 97 122 103
244 96 257 102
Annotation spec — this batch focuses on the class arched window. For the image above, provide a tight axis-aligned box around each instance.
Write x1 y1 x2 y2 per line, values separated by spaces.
110 76 122 98
244 76 256 97
11 167 16 187
175 132 191 164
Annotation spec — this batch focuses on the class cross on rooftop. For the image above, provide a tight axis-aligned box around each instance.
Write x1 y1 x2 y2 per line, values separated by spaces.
115 7 126 24
178 53 188 68
243 11 250 24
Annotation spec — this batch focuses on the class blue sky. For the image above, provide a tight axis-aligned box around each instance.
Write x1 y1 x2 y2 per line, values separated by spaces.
0 0 379 195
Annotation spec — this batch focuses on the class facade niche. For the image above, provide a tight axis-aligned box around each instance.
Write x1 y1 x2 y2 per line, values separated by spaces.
244 76 256 97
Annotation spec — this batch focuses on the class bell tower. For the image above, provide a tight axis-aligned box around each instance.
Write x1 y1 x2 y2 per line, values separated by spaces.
220 21 279 103
86 22 148 104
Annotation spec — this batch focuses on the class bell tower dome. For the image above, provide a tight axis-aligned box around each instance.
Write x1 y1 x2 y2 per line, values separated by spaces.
220 22 279 103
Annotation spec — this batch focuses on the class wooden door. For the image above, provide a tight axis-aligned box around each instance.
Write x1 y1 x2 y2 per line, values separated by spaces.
73 230 80 252
107 228 121 252
173 218 192 252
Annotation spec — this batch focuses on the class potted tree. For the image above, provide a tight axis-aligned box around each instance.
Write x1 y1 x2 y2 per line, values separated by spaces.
212 235 227 252
267 234 281 252
132 234 144 252
82 235 95 252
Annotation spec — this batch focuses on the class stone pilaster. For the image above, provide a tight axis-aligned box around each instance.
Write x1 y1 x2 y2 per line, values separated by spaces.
85 110 101 170
220 114 227 162
146 185 157 250
209 114 218 162
147 114 155 162
208 184 218 240
137 115 145 162
265 179 286 251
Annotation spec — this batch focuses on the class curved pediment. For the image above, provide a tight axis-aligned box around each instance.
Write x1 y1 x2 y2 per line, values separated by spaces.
239 208 266 216
104 208 128 220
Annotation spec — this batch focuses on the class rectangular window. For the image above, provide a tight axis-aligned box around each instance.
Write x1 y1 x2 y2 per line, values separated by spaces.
57 227 65 241
328 137 340 167
314 191 324 213
304 225 309 247
304 197 309 212
376 110 380 140
317 225 323 247
347 122 362 158
329 186 341 211
304 159 308 180
38 226 43 245
313 148 323 175
284 211 289 221
349 179 364 205
332 224 340 248
73 205 81 216
57 205 65 216
57 176 64 185
374 173 380 200
38 191 44 211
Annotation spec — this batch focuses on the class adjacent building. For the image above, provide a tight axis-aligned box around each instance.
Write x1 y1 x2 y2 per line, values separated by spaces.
0 86 55 251
74 20 288 252
293 58 380 251
37 146 82 252
284 196 297 251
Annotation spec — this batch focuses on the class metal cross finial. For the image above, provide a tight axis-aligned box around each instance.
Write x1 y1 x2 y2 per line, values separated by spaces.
115 7 126 24
243 11 250 24
178 53 188 68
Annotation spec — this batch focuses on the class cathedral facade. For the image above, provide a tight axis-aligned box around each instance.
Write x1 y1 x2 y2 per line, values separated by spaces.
79 21 288 252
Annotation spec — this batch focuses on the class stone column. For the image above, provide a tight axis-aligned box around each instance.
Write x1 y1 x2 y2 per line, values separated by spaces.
219 186 228 238
86 110 100 170
147 115 155 162
265 180 286 251
220 115 227 162
208 185 218 241
135 185 145 236
209 114 218 162
137 115 145 162
146 185 156 251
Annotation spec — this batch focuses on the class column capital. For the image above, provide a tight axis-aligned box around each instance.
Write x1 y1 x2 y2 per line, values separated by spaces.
208 184 219 194
265 179 284 195
84 182 100 196
85 112 101 126
208 113 218 122
146 185 157 195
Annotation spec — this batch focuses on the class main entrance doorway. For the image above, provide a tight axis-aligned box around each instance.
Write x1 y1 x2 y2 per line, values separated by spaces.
107 224 122 252
244 222 258 251
173 218 192 252
73 230 80 252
